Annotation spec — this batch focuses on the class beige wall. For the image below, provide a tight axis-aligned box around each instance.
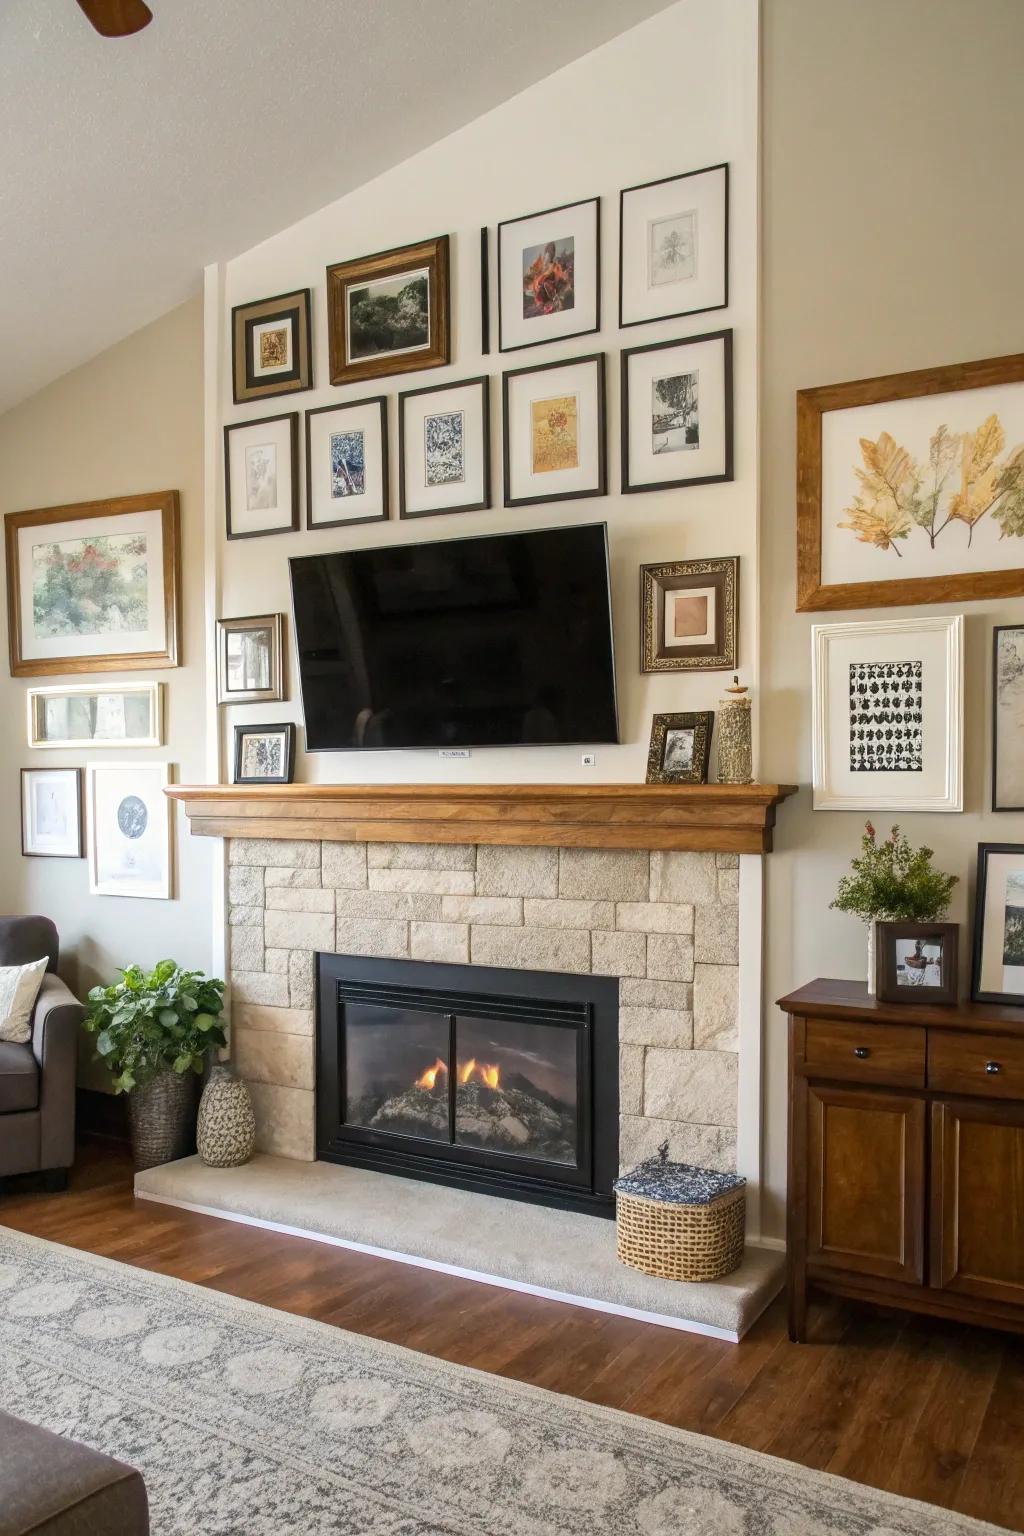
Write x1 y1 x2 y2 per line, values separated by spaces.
0 298 211 1084
760 0 1024 1234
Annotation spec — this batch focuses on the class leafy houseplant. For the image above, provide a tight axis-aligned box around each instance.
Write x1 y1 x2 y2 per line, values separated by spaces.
831 823 958 992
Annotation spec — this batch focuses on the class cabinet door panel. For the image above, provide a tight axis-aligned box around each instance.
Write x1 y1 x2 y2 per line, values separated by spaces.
932 1099 1024 1306
807 1085 925 1284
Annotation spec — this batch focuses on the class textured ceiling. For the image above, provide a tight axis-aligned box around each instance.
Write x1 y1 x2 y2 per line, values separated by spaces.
0 0 671 415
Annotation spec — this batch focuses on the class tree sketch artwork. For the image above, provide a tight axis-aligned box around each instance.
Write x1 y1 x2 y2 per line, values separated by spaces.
1003 871 1024 968
32 533 149 640
241 733 284 780
347 270 429 361
652 370 699 455
522 236 575 319
244 444 278 511
423 409 465 487
848 660 923 773
649 210 697 286
996 627 1024 805
330 430 366 498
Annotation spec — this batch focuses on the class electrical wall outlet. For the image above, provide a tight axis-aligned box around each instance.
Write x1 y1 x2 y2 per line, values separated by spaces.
581 752 596 767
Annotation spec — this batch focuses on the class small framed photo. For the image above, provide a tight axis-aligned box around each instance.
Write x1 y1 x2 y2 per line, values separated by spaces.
216 614 284 704
497 196 600 352
21 768 83 858
621 330 733 493
645 711 713 785
811 614 963 813
972 843 1024 1005
640 556 737 672
231 288 312 405
87 761 171 900
306 397 388 529
233 723 295 785
225 413 299 540
27 681 162 748
992 625 1024 811
619 163 728 328
876 922 959 1005
327 235 450 387
399 376 490 519
502 353 606 508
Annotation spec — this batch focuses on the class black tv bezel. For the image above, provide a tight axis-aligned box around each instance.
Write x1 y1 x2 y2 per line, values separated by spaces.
288 520 620 754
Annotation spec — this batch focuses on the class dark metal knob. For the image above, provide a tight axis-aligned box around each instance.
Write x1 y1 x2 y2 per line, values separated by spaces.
853 1047 870 1059
985 1060 1002 1074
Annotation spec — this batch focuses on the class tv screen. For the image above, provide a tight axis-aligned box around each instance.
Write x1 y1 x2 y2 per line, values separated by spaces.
290 523 618 752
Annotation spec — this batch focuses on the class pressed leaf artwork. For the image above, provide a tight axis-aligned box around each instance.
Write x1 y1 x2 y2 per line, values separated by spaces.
530 394 580 474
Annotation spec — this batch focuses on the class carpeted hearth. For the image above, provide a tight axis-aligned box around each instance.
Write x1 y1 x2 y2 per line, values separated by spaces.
0 1227 1009 1536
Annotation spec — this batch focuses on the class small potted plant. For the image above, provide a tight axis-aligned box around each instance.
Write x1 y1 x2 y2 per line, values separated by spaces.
84 960 227 1169
831 823 958 993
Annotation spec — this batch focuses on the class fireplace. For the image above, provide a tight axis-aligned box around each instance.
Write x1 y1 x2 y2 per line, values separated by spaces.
316 953 619 1214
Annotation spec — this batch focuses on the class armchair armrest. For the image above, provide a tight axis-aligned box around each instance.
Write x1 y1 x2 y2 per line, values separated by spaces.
31 973 85 1172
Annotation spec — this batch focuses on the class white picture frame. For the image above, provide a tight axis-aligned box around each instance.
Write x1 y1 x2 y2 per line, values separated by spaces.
305 397 388 529
87 761 172 899
811 614 964 812
27 681 163 749
619 163 728 327
21 768 83 858
399 376 490 519
502 353 606 509
497 196 600 353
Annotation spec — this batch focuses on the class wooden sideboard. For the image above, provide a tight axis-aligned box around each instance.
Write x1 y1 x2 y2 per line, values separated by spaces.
780 978 1024 1341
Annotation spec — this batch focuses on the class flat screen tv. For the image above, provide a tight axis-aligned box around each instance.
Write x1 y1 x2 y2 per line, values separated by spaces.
290 522 618 752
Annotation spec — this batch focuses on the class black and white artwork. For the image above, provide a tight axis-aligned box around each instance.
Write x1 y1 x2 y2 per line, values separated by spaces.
424 410 465 487
400 377 489 519
663 727 695 773
234 723 294 785
330 430 365 498
849 659 923 773
994 626 1024 809
649 210 697 287
652 370 699 455
87 762 171 899
244 444 277 511
895 936 943 987
21 767 82 858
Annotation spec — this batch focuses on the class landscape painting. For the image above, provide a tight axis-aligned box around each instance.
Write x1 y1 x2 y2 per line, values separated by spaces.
424 410 465 486
652 370 699 454
32 531 149 640
330 430 366 498
531 393 579 474
347 269 430 363
522 236 575 319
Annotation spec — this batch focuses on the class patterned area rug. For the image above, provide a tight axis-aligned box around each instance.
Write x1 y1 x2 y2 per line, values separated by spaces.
0 1226 1008 1536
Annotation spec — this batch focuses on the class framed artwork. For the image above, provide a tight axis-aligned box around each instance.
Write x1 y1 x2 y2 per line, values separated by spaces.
231 288 312 405
5 491 181 678
497 196 600 352
502 353 606 508
972 843 1024 1005
811 614 963 812
399 376 490 519
28 681 162 749
619 163 728 328
797 351 1024 611
306 398 388 530
992 625 1024 811
875 921 959 1005
233 722 296 785
645 711 713 785
621 330 733 493
224 413 299 539
326 235 450 386
87 761 171 900
479 227 490 355
640 556 737 672
21 768 83 858
216 614 284 704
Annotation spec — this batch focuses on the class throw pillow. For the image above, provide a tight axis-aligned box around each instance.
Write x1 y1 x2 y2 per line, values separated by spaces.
0 957 49 1044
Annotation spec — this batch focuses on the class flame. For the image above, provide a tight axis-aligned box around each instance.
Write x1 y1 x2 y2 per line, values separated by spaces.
415 1058 447 1090
414 1057 501 1092
459 1057 477 1085
480 1064 500 1090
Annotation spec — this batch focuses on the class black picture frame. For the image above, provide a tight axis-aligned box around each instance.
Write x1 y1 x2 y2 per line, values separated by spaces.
233 722 296 786
224 412 300 540
618 163 729 329
876 921 959 1005
645 711 714 785
992 625 1024 812
304 397 389 531
20 767 84 858
231 288 313 404
496 196 600 353
398 376 491 520
620 330 734 494
971 842 1024 1005
480 226 490 356
501 352 607 509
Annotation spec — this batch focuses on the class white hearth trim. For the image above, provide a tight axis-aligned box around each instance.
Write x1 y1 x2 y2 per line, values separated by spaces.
736 853 764 1238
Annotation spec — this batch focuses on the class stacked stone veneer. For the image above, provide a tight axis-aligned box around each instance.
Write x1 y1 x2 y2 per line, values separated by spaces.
226 840 740 1173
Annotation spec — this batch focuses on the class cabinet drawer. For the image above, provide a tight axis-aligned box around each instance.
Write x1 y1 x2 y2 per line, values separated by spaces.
928 1031 1024 1099
803 1019 926 1086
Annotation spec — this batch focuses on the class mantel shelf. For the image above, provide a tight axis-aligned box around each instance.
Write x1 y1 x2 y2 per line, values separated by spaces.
165 782 798 855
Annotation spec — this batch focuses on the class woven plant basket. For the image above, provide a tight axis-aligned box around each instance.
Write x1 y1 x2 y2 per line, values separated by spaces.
129 1070 196 1171
614 1148 746 1283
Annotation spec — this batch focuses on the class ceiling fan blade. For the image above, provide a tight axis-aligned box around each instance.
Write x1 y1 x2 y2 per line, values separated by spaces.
75 0 153 37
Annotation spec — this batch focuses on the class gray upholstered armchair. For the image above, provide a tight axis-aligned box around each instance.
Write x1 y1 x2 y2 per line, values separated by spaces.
0 917 83 1187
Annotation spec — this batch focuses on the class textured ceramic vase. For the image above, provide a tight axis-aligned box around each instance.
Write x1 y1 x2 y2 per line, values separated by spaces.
197 1066 256 1168
129 1070 196 1171
716 676 753 785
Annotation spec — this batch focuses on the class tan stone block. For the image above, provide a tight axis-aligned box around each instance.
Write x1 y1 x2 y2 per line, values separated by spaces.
693 964 739 1050
369 868 475 895
619 1044 645 1116
234 1027 314 1091
336 890 443 922
649 851 718 905
265 909 335 953
265 948 290 975
618 1115 736 1174
469 925 589 974
591 930 646 978
615 901 694 934
646 933 695 983
368 842 476 870
228 865 264 907
441 895 523 926
264 867 323 889
643 1049 737 1127
718 868 739 905
335 917 409 958
411 922 469 964
289 950 315 1009
558 848 648 902
266 887 336 913
694 902 738 964
231 971 290 1007
716 852 739 869
475 845 558 897
247 1082 315 1161
322 842 367 888
229 924 263 973
619 978 693 1011
524 898 614 929
228 906 262 928
619 1007 693 1049
229 838 320 868
232 1004 314 1037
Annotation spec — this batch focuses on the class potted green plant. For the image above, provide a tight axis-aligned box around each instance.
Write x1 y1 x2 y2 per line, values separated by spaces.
831 823 958 993
84 960 227 1170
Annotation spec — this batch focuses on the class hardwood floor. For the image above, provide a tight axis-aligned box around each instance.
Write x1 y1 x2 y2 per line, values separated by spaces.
3 1138 1022 1532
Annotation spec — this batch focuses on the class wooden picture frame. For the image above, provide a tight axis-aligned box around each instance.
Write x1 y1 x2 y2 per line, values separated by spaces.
21 767 84 859
231 288 312 404
992 625 1024 812
971 842 1024 1006
640 556 737 672
797 352 1024 611
216 614 284 704
5 491 181 678
496 196 600 353
27 681 163 749
621 330 733 493
224 413 300 540
305 397 389 530
501 352 606 508
233 722 296 785
875 921 959 1005
399 375 491 519
619 162 728 328
327 235 450 387
645 711 713 784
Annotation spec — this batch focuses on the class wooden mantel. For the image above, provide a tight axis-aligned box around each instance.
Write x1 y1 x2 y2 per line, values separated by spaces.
166 782 798 854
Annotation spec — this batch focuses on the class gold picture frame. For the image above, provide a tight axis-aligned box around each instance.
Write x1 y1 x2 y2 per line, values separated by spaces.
216 613 285 704
640 556 737 672
327 235 450 387
645 711 714 784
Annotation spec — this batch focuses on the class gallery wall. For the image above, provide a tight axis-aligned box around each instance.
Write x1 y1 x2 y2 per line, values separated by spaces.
760 0 1024 1234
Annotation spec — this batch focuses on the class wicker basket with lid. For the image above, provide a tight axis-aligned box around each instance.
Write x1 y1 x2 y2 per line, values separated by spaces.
613 1143 746 1283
